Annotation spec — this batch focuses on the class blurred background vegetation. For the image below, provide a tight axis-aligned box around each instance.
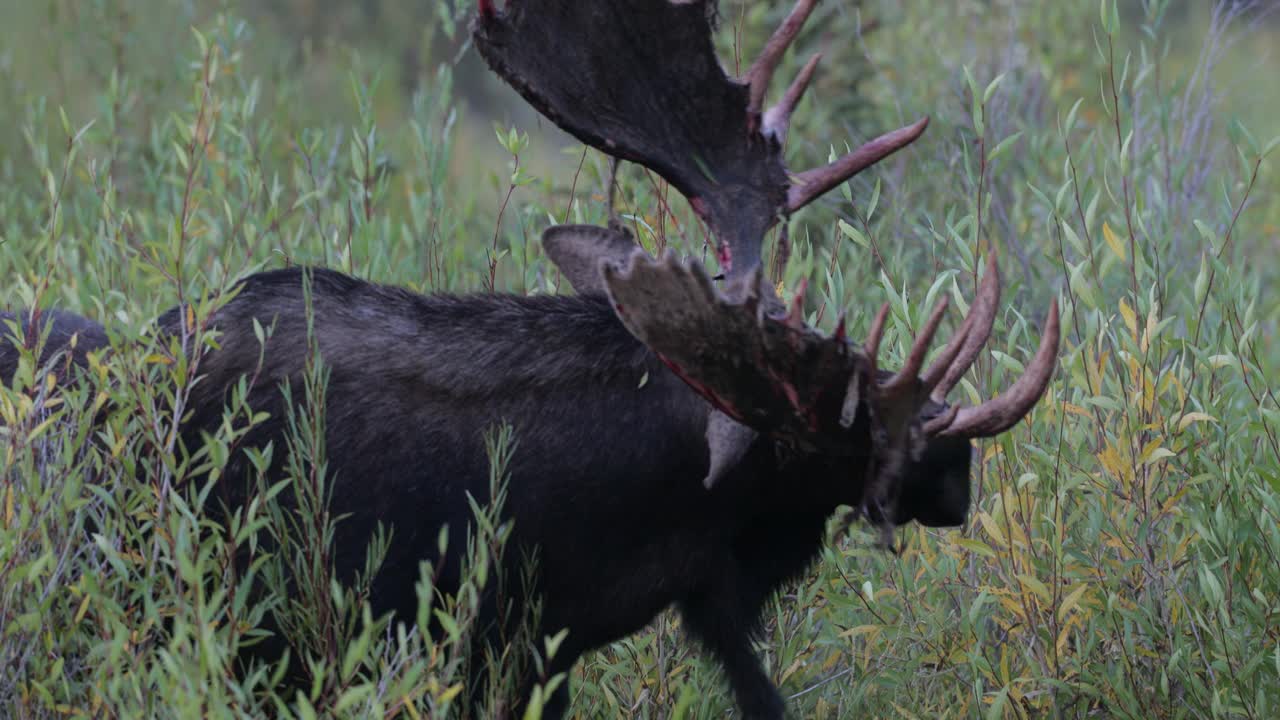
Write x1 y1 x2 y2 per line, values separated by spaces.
1 0 1278 717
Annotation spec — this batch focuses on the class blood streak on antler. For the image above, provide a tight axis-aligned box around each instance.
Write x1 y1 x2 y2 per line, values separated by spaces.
602 249 1059 452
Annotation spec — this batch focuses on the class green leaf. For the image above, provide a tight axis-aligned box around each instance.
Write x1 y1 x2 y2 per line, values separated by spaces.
1058 208 1089 254
1100 0 1119 33
988 131 1023 163
963 65 980 104
544 627 570 661
838 219 869 249
866 178 881 221
1063 97 1084 135
73 118 96 145
341 628 371 679
1193 219 1219 252
335 685 374 713
983 72 1006 104
295 695 318 720
1120 128 1133 176
986 687 1010 720
1263 135 1280 159
963 65 983 135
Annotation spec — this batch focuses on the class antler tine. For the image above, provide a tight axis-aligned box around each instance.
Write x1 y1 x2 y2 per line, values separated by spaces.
762 53 822 143
787 117 930 212
921 403 959 435
882 297 949 393
918 311 972 395
864 302 891 374
939 298 1061 438
477 0 925 280
922 251 1000 400
746 0 820 118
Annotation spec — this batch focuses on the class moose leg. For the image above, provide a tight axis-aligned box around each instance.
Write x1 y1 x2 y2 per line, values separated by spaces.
679 590 785 720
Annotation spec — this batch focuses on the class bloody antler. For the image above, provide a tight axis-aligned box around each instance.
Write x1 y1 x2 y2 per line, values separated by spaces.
602 252 857 447
602 247 1059 450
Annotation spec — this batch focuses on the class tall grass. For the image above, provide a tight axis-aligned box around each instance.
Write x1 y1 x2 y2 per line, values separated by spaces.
1 0 1277 717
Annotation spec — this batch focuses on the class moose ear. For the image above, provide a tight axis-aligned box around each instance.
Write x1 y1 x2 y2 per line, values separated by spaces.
542 224 641 294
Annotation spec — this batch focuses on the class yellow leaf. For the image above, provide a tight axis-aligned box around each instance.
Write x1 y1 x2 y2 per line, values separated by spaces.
1141 374 1157 415
74 594 92 624
1125 355 1142 386
1008 682 1025 703
1139 438 1167 463
977 512 1007 548
1056 623 1074 657
1058 584 1088 620
955 538 998 558
1102 221 1126 261
1097 442 1129 486
29 416 57 442
1161 486 1191 516
1118 299 1137 341
839 624 881 639
1177 412 1218 432
1063 402 1091 417
821 651 842 672
780 656 806 683
1018 573 1050 601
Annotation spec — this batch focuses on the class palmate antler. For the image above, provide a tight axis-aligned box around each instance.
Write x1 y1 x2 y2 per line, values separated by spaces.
603 250 1059 447
604 246 1059 530
474 0 925 275
475 1 1060 504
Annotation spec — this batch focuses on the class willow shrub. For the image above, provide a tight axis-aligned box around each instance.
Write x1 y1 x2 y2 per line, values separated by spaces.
2 0 1277 718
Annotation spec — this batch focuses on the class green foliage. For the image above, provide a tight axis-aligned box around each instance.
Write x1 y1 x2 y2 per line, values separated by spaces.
1 0 1278 717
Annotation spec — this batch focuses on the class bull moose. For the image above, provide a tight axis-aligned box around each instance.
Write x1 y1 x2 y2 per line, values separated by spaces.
1 1 1059 717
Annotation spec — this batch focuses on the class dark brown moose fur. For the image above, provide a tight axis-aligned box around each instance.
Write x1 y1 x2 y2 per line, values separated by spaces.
0 309 108 380
1 267 972 718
